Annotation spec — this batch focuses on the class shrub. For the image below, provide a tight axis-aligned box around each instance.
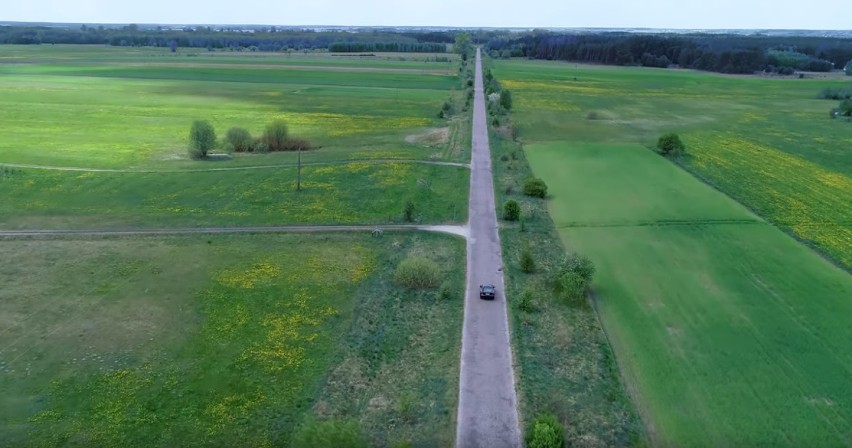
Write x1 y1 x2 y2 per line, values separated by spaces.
657 132 685 156
291 418 367 448
262 119 289 151
846 60 852 76
523 177 548 198
518 287 534 313
520 248 535 273
403 200 416 222
554 253 596 301
503 200 521 221
524 413 565 448
438 281 453 300
840 99 852 117
500 89 513 110
394 256 440 290
188 120 216 158
225 127 252 152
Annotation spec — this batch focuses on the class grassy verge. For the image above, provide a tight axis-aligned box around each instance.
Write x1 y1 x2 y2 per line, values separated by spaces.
489 132 645 446
0 162 468 229
0 232 464 447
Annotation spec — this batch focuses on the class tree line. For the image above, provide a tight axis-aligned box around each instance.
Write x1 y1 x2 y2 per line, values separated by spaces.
485 32 852 74
0 24 455 53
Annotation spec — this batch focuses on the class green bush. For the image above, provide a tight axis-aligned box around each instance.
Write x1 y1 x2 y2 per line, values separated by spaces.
520 248 535 273
225 127 253 152
500 89 513 110
292 418 367 448
504 200 521 221
523 177 548 198
438 281 454 300
188 120 216 158
657 132 685 156
554 253 596 301
394 256 440 290
262 119 289 151
518 287 534 313
846 60 852 76
840 99 852 117
403 200 416 222
525 413 565 448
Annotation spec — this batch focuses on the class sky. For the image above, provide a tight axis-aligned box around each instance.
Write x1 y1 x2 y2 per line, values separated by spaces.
4 0 850 30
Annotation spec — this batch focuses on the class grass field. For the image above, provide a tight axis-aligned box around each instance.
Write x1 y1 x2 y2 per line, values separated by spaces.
0 162 468 229
493 59 852 271
526 142 852 445
0 45 464 169
0 232 465 447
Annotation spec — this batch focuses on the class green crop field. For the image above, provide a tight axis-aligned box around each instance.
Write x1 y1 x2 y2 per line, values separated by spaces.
525 141 852 445
0 232 465 447
493 59 852 271
0 45 464 169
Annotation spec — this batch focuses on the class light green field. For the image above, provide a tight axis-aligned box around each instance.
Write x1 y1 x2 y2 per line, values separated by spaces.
494 59 852 270
0 232 465 447
0 45 463 169
527 142 852 446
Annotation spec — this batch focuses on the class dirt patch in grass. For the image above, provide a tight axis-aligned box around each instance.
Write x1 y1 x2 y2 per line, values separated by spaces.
405 127 450 146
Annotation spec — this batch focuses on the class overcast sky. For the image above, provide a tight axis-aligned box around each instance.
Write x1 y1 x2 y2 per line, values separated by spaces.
5 0 850 30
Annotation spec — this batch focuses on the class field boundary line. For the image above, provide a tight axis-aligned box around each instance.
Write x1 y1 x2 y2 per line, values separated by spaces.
556 218 766 229
0 159 470 174
0 224 469 239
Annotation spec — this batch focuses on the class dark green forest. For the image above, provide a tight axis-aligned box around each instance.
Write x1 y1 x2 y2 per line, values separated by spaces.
485 32 852 74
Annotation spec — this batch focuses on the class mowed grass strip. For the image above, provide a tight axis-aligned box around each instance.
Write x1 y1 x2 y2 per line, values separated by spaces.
0 232 464 447
528 142 852 446
0 162 468 229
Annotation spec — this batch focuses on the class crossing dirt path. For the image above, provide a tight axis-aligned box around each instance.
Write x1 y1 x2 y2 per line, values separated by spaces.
455 48 521 448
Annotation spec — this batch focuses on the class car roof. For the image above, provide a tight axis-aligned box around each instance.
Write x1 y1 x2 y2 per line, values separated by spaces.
481 284 495 290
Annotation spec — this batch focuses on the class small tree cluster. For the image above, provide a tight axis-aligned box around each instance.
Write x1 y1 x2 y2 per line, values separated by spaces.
554 253 596 302
525 413 565 448
657 132 685 156
192 119 313 158
394 256 441 290
523 177 548 198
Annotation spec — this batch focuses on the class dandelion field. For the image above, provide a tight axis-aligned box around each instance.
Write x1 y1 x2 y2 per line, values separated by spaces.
499 57 852 446
0 232 465 447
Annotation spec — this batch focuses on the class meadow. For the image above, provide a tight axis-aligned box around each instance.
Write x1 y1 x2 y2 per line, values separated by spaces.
524 140 852 445
0 232 465 447
493 59 852 270
0 45 464 169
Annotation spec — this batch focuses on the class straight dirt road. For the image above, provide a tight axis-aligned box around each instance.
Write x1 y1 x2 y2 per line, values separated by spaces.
455 48 521 448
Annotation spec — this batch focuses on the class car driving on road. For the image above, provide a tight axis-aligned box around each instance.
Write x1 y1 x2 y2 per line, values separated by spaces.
479 284 496 300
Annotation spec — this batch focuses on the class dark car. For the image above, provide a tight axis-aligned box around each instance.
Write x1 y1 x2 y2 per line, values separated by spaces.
479 284 496 300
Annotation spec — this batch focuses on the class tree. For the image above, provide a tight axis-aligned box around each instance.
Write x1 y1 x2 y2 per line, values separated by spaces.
454 33 472 59
845 60 852 76
225 127 253 152
403 200 416 222
657 132 685 156
840 99 852 117
188 120 216 158
503 200 521 221
500 89 513 110
523 177 548 198
262 119 289 151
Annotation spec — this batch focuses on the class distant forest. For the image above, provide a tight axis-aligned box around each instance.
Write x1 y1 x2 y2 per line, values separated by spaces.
0 24 455 53
485 32 852 74
3 24 852 75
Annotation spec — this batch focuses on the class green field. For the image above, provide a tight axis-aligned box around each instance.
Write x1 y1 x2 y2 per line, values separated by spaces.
526 141 852 445
494 59 852 270
0 45 464 169
0 232 465 447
